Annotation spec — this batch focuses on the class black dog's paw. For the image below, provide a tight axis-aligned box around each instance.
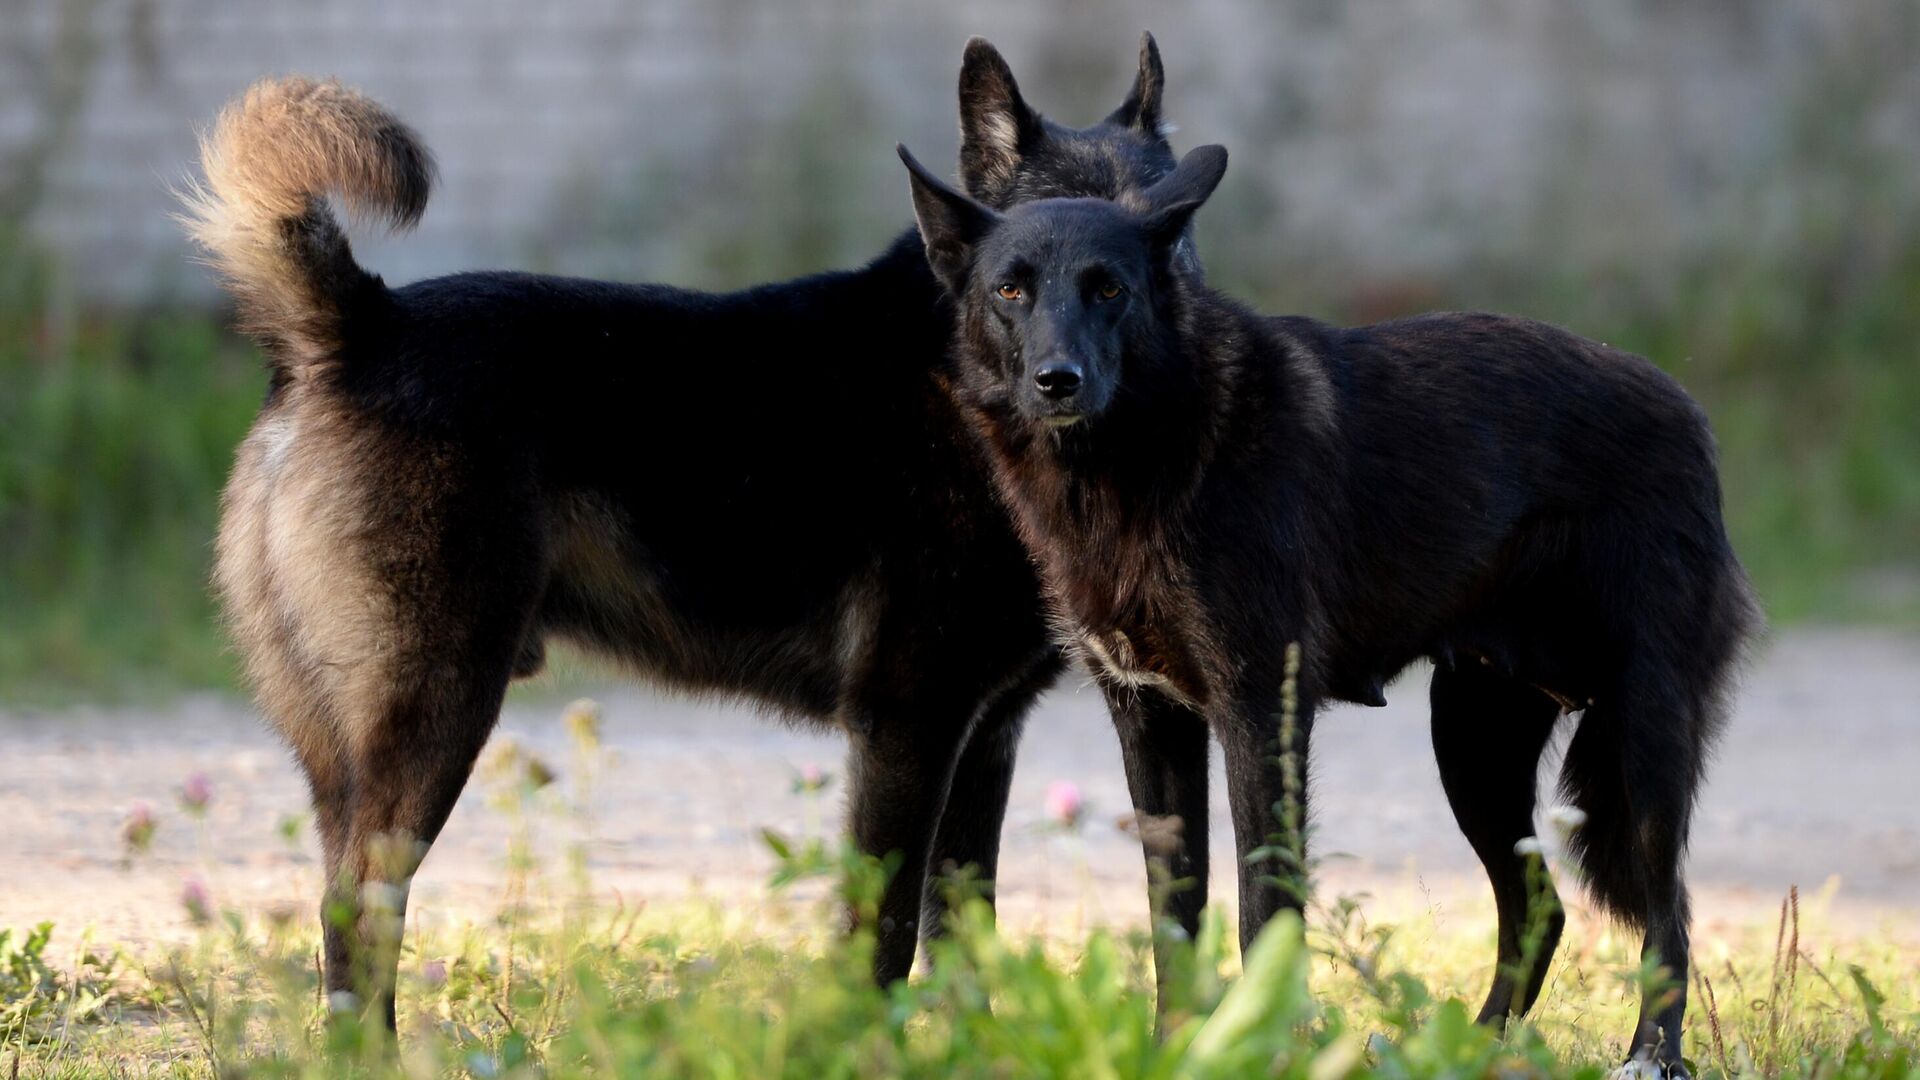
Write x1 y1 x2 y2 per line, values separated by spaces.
1609 1053 1689 1080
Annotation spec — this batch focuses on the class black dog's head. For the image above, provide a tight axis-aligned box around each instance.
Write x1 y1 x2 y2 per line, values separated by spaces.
901 143 1228 429
958 34 1178 213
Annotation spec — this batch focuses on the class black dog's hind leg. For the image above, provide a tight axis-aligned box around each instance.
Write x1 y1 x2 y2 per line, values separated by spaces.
1613 678 1701 1078
1562 660 1714 1078
1628 828 1694 1079
300 511 540 1030
1107 687 1211 988
1430 663 1566 1025
919 653 1062 940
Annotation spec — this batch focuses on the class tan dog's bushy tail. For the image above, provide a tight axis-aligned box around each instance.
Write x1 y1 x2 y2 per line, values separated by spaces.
180 77 434 376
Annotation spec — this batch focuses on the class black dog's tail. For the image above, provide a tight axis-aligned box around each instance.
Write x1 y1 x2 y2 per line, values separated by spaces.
180 77 434 377
1557 549 1762 926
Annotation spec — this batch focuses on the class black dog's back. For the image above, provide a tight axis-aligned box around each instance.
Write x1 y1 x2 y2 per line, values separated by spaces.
1279 311 1752 704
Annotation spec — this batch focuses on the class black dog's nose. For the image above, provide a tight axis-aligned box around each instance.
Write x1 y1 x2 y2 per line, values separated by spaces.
1034 363 1083 400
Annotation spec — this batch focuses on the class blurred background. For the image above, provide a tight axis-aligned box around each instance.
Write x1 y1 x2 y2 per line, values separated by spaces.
1 0 1915 698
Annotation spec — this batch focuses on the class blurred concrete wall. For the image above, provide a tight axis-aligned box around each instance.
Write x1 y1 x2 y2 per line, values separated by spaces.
3 0 1915 304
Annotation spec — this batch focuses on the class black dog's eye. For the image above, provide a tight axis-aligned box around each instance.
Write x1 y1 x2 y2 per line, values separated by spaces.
996 283 1024 301
1096 282 1125 302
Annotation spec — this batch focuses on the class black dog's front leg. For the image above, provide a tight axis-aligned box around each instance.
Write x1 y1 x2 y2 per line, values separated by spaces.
843 712 971 985
1105 686 1211 949
919 653 1061 940
1214 691 1316 953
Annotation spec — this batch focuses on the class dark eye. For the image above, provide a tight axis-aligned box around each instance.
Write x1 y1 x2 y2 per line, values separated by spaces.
996 283 1023 301
1096 282 1125 302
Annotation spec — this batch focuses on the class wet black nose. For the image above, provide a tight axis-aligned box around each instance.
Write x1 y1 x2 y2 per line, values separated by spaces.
1034 363 1083 400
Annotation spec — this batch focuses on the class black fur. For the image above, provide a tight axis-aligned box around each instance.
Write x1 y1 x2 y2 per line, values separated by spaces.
904 144 1760 1075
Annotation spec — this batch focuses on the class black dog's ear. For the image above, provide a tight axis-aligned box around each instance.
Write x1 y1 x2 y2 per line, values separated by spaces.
1141 144 1227 250
900 144 1002 294
958 37 1045 197
1106 32 1167 137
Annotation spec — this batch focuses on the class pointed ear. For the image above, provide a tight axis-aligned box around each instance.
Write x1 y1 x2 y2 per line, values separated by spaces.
1107 31 1167 136
957 37 1045 198
1141 144 1227 250
900 144 1001 294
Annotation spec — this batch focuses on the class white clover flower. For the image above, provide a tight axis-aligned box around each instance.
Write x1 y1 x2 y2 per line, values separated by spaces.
563 698 603 749
1608 1054 1669 1080
360 880 405 913
1546 805 1588 834
1513 836 1545 856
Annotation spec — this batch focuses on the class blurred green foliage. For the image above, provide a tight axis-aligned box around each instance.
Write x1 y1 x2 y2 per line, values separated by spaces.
0 226 266 699
1481 249 1920 626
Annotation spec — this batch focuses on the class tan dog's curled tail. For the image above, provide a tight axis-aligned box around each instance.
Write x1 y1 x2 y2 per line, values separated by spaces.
180 77 434 375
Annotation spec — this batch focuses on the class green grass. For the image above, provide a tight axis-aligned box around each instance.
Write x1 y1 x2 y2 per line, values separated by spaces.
2 222 1917 701
2 848 1914 1077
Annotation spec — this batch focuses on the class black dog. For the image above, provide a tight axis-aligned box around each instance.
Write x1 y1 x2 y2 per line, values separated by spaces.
180 37 1185 1024
902 143 1759 1075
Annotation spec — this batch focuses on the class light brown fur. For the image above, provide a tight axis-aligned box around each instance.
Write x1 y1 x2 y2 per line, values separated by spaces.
216 391 402 757
214 373 534 1012
179 77 434 369
184 81 460 899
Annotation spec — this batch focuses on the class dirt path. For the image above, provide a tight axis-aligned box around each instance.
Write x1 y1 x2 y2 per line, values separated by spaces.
2 629 1915 950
